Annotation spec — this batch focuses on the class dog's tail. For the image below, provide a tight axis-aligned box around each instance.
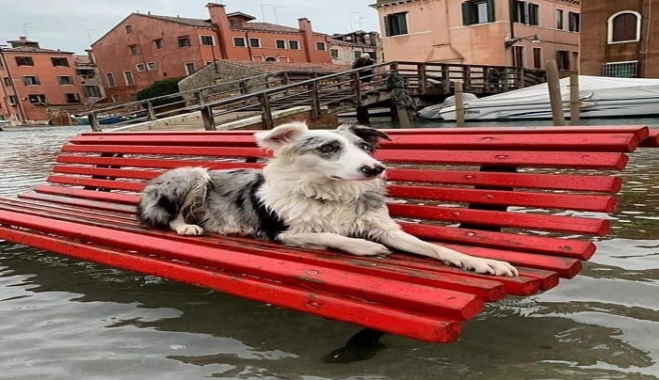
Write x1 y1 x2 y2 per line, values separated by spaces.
136 167 212 228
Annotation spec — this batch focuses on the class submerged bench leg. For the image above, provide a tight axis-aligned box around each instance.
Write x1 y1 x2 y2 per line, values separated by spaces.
323 328 386 363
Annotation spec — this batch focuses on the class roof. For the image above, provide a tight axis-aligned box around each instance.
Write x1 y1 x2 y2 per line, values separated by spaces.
218 60 350 74
74 55 93 65
227 11 256 21
140 13 300 33
140 14 214 28
1 46 74 55
327 37 375 48
232 22 300 33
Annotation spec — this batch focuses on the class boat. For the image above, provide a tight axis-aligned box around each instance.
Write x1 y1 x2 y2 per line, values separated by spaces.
425 75 659 121
72 113 136 126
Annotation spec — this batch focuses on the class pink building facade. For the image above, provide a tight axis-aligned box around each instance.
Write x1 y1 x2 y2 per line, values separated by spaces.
373 0 581 71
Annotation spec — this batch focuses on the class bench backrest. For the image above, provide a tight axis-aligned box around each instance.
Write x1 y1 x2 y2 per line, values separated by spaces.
30 126 650 281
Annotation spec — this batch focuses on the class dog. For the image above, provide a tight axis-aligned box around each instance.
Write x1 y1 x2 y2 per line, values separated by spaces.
136 122 517 277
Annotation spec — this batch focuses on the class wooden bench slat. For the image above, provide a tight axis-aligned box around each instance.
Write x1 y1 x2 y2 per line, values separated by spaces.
0 225 462 343
69 133 640 152
0 198 543 298
60 145 629 169
16 192 597 260
52 164 623 193
0 210 484 321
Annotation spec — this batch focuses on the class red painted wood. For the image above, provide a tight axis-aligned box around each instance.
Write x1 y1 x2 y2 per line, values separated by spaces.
387 185 616 212
56 155 263 171
52 164 623 194
0 210 483 320
34 186 137 205
639 129 659 147
70 133 640 152
14 192 598 259
60 145 629 169
0 226 461 342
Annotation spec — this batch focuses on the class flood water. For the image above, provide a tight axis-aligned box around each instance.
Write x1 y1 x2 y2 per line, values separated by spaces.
2 122 659 379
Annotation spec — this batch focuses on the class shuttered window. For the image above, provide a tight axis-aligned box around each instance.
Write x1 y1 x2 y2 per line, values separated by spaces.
462 0 495 26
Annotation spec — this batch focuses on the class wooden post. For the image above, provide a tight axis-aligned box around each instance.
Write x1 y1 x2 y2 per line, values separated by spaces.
310 80 320 119
419 63 427 94
396 104 411 129
454 81 466 127
89 112 102 132
200 106 216 130
356 106 370 125
569 72 580 125
146 101 156 121
545 60 565 126
442 64 451 94
259 93 274 129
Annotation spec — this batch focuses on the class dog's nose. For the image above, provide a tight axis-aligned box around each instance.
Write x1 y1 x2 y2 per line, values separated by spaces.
359 164 385 177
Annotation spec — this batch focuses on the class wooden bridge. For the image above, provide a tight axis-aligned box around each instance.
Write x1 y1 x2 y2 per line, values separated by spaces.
86 62 547 131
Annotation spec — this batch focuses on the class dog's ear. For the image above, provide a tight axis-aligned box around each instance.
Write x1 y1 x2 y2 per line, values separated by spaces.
338 124 391 145
255 122 309 150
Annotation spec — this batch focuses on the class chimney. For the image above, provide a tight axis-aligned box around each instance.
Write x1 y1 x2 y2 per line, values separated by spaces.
19 36 27 42
207 3 229 59
298 18 313 62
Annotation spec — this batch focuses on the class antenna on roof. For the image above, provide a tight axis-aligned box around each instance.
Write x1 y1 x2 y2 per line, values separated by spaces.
348 12 360 31
273 6 283 24
260 4 273 22
21 23 30 38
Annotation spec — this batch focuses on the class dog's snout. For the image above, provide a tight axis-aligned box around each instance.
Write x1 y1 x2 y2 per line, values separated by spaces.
359 163 386 177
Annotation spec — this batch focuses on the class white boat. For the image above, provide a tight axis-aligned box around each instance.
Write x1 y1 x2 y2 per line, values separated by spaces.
429 75 659 121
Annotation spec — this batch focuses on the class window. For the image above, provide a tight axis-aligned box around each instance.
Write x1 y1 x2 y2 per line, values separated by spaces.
316 42 326 51
602 61 639 77
512 46 524 67
154 39 164 49
289 40 300 50
462 0 495 26
28 94 46 104
249 38 261 48
23 76 40 85
15 56 34 66
608 11 641 43
264 56 277 62
136 63 146 72
513 1 527 24
58 75 73 85
200 35 215 46
230 20 243 28
111 94 120 103
277 56 290 63
83 85 101 98
556 9 564 30
178 36 191 48
2 77 11 87
123 70 135 86
233 37 246 47
568 12 580 32
128 45 139 55
532 47 542 69
51 57 69 67
65 93 81 103
354 50 363 60
8 95 17 105
147 62 157 71
330 49 339 59
556 50 570 70
105 73 116 88
275 39 286 49
184 62 196 75
384 12 409 36
528 3 540 26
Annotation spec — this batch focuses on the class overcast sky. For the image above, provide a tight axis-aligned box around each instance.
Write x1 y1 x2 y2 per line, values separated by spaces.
0 0 381 54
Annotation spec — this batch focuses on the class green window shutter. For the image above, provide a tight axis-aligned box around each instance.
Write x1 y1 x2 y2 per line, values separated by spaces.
487 0 496 22
384 15 391 36
462 2 472 25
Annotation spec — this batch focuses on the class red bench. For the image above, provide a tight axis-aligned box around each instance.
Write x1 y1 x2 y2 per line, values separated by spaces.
0 125 654 361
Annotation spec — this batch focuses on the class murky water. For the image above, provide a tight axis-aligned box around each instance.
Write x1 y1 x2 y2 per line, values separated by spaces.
2 123 659 379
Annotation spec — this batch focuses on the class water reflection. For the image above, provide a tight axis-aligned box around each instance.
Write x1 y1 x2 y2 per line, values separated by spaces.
1 125 659 379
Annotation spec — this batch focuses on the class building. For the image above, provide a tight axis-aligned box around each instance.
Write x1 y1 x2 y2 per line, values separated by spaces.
74 52 105 105
92 3 334 103
580 0 659 78
328 31 383 65
372 0 581 71
0 37 83 122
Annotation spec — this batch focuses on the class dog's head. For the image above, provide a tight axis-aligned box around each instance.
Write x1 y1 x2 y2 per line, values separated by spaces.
255 121 391 181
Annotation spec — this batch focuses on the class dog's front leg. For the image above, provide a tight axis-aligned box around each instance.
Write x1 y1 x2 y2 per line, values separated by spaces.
169 212 204 236
277 232 390 256
378 229 518 277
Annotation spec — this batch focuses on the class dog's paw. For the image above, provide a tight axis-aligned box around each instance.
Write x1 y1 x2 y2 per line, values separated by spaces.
175 224 204 236
460 257 518 277
342 239 391 257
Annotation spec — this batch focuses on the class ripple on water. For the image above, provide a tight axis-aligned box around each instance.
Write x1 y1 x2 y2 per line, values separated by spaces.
1 125 659 379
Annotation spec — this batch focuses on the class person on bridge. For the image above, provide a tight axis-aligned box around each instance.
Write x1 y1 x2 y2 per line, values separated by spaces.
353 53 375 90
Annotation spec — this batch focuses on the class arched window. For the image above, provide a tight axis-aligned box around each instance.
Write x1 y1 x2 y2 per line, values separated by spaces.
608 11 642 43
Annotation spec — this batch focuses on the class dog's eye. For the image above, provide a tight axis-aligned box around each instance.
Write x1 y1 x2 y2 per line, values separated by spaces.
319 144 337 153
360 142 373 152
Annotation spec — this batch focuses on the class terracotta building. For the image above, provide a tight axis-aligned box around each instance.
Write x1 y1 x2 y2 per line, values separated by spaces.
0 37 83 122
328 31 384 65
372 0 581 71
580 0 659 78
91 3 334 103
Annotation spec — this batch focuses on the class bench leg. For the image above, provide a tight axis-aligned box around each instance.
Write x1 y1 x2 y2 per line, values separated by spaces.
323 328 386 363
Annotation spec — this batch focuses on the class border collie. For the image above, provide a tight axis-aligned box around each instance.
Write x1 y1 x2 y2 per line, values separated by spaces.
137 122 517 276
